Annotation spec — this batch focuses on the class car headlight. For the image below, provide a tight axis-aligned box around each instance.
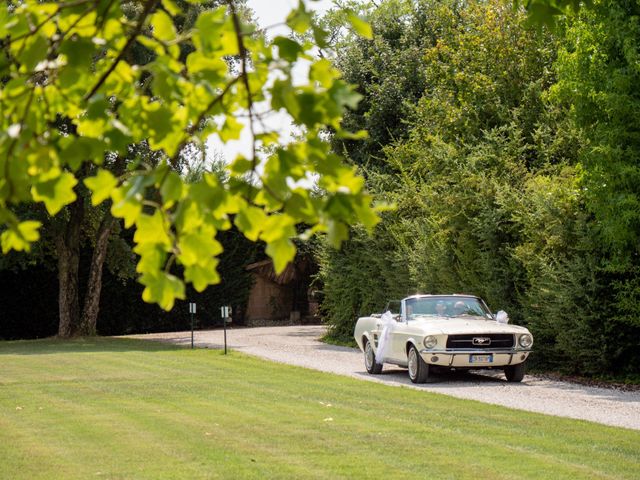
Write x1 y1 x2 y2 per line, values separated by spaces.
519 334 533 348
423 336 437 349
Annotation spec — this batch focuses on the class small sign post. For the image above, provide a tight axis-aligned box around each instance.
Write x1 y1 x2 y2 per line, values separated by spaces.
220 305 232 354
189 302 196 349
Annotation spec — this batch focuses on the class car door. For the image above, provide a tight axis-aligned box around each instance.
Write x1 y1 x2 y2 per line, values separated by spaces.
389 323 410 364
383 298 410 364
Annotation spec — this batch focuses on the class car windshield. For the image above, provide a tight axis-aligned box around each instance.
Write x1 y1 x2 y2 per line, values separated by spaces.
405 296 492 320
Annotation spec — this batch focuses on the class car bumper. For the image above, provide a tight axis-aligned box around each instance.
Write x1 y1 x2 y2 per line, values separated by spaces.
419 349 532 367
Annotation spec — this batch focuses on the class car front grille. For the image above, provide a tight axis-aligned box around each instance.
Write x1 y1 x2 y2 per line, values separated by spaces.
446 334 514 350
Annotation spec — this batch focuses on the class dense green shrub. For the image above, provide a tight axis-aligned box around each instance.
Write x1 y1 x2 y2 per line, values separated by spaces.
318 0 640 377
316 223 413 341
550 0 640 374
320 0 553 342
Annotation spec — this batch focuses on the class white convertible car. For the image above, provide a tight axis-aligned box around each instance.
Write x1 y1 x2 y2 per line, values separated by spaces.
354 294 533 383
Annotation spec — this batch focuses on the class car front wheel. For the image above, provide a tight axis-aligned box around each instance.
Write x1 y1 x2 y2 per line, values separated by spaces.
407 345 429 383
504 362 526 383
364 338 383 374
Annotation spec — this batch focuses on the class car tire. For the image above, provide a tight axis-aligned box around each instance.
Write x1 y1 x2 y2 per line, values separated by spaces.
364 338 383 374
407 344 429 384
504 362 526 383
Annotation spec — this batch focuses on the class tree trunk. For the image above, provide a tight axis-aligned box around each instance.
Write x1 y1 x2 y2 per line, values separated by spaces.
79 215 114 336
56 197 84 338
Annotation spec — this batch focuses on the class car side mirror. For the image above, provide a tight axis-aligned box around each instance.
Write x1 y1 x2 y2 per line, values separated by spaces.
495 310 509 324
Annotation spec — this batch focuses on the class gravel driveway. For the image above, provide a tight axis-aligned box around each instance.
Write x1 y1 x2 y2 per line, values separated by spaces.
127 325 640 431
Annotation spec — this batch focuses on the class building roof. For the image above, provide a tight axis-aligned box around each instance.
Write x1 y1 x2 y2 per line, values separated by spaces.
245 259 297 285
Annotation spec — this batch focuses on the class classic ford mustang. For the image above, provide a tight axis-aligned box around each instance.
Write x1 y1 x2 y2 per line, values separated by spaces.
354 294 533 383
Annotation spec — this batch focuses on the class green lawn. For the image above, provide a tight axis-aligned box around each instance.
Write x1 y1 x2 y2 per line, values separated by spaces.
0 338 638 479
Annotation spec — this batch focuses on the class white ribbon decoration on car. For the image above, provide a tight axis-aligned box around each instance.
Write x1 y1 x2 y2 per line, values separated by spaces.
495 310 509 324
375 311 396 364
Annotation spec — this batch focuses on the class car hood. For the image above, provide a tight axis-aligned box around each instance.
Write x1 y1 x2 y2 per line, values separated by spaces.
413 316 531 335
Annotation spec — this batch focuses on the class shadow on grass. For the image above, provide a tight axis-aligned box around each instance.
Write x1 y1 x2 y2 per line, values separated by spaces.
0 336 188 355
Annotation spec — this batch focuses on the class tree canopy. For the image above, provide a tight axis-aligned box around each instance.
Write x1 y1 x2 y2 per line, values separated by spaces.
0 0 379 313
318 0 640 378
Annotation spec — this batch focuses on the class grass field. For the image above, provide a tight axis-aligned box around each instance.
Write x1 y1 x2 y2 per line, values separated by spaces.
0 338 638 479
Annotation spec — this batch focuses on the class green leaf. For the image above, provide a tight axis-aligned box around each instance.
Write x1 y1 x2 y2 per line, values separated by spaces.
273 36 303 62
151 10 176 42
140 272 185 310
141 100 185 155
284 191 317 224
265 237 296 274
286 2 311 34
186 174 227 220
137 35 165 56
19 34 48 72
327 220 349 248
61 137 107 170
110 187 142 228
235 205 267 241
160 171 184 206
184 258 221 292
524 3 564 28
295 91 324 126
352 195 380 230
219 115 243 142
0 220 41 253
134 211 171 249
60 36 95 70
102 17 124 42
312 25 329 49
219 28 239 56
229 155 254 175
64 10 96 38
31 171 78 215
256 132 280 147
177 228 223 266
329 80 362 110
161 0 182 16
336 129 368 140
310 59 340 88
0 5 11 38
134 243 167 274
77 97 109 139
346 11 373 39
84 169 118 206
194 7 227 54
260 214 296 243
271 78 300 118
186 52 227 80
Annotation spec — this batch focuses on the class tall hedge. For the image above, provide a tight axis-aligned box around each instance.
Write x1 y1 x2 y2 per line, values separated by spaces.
318 0 640 377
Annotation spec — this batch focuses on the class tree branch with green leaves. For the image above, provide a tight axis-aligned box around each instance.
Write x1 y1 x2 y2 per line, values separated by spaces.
0 0 379 311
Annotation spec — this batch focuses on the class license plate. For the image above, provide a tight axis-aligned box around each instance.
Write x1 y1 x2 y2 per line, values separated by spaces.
470 354 493 363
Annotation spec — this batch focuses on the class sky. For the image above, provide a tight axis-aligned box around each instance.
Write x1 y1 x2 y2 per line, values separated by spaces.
205 0 336 165
250 0 334 35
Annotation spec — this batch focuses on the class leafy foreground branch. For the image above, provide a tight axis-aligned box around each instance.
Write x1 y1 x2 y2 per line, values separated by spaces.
0 0 379 327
